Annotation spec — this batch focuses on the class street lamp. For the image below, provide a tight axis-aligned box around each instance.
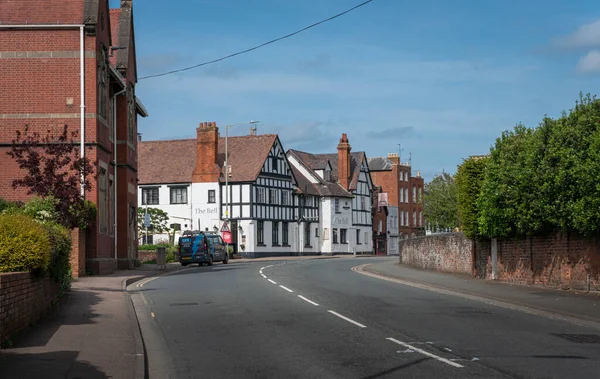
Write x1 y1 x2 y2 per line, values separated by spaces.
224 120 260 221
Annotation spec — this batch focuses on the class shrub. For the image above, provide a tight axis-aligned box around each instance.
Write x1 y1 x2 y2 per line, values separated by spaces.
0 214 51 273
20 196 61 224
0 198 20 213
45 223 73 293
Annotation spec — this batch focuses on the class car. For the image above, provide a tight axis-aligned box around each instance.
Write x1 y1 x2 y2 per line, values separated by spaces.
177 231 229 266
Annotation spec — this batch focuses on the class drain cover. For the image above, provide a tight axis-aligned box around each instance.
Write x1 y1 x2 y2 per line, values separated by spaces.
551 334 600 344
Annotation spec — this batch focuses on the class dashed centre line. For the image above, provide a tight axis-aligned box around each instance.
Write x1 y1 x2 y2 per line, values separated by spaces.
279 285 294 293
298 295 319 306
268 279 277 285
386 338 464 368
327 310 367 328
261 274 267 278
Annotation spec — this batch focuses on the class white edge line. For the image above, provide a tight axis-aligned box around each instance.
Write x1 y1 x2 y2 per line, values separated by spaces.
386 338 464 368
260 267 266 270
268 279 277 284
279 285 293 293
265 265 273 268
327 310 367 328
261 274 267 278
298 295 319 306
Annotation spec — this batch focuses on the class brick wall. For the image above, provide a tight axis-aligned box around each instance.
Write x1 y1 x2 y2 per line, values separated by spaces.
399 233 474 275
399 232 600 291
70 228 86 278
475 233 600 291
0 272 59 344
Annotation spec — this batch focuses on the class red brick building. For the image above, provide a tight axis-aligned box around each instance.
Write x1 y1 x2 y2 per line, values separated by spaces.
0 0 147 274
368 153 424 238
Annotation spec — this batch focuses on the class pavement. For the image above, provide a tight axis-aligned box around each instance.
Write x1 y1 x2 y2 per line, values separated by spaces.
2 256 599 379
0 262 183 379
131 257 600 378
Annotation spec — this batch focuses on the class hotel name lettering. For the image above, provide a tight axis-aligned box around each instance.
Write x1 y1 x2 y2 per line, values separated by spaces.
195 207 218 215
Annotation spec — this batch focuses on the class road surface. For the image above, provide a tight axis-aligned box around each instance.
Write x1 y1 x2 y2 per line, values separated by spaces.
130 257 600 379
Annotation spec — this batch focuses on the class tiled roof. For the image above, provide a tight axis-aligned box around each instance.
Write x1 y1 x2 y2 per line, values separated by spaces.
138 134 278 185
287 150 353 198
288 149 331 170
115 7 132 72
0 0 99 25
368 157 393 171
310 152 366 191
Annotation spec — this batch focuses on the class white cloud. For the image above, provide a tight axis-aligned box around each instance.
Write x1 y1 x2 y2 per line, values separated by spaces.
555 19 600 48
577 50 600 73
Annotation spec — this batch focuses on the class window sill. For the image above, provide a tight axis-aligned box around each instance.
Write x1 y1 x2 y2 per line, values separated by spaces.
170 203 188 205
257 243 266 247
272 244 281 247
304 245 312 248
282 244 291 247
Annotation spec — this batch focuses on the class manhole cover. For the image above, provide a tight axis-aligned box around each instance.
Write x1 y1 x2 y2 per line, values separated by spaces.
551 334 600 344
169 302 199 307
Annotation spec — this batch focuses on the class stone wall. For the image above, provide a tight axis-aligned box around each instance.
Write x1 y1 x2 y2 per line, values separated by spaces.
399 233 474 275
0 272 59 344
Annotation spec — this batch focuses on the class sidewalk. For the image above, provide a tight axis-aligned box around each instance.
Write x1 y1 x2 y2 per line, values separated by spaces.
361 260 600 326
0 263 182 379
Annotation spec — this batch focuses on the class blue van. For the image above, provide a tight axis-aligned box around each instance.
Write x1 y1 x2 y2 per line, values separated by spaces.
177 231 229 266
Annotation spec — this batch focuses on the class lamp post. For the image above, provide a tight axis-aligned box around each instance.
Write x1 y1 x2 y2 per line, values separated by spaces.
224 120 260 221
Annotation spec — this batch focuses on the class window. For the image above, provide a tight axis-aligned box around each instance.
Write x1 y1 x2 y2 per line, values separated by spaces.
378 220 383 233
304 223 311 247
341 229 347 244
400 189 403 203
405 211 408 226
361 197 366 210
335 198 340 213
270 189 278 204
257 187 266 204
413 186 416 203
142 188 159 205
282 191 290 206
282 222 289 245
97 47 108 121
356 229 361 244
257 221 264 245
208 189 216 203
315 227 319 238
333 229 338 244
420 211 423 227
170 187 188 204
325 169 331 181
272 221 279 245
127 87 136 145
404 188 409 203
98 168 107 234
413 211 417 226
142 234 153 245
272 156 278 172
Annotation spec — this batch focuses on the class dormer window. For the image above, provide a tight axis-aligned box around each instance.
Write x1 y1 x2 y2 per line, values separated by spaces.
324 168 331 181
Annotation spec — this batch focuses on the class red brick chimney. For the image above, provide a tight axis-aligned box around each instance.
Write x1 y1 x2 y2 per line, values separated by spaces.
192 122 221 183
337 133 352 190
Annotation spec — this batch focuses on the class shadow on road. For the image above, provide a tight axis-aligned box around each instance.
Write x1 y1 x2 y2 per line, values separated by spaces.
0 350 107 379
360 357 430 378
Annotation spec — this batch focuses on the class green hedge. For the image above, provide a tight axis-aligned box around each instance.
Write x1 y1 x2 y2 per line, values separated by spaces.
0 214 51 273
456 156 488 239
476 94 600 238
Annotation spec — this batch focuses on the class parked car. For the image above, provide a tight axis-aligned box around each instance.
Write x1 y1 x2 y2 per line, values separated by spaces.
177 231 229 266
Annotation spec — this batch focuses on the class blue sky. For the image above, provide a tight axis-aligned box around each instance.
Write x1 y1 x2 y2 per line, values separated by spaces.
111 0 600 180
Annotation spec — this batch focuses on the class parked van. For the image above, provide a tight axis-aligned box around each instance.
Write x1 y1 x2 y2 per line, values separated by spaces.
177 231 229 266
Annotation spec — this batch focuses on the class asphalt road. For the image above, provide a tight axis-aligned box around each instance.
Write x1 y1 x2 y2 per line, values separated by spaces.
130 257 600 379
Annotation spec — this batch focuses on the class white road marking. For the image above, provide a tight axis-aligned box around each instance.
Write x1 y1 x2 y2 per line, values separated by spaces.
327 310 367 328
136 276 159 288
265 265 273 268
279 285 294 293
268 279 277 285
386 338 464 368
397 349 415 354
151 312 155 318
298 295 319 306
260 266 266 270
261 274 267 278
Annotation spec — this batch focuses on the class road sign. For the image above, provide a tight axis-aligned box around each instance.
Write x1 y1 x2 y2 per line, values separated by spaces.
220 221 230 232
222 231 232 244
143 213 151 228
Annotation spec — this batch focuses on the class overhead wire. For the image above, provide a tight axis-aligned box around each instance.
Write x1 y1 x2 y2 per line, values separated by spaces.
139 0 376 80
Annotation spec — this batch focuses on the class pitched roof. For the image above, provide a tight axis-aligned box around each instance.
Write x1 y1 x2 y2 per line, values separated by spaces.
288 149 331 170
0 0 99 25
138 134 278 185
287 150 353 198
115 6 133 73
368 157 393 171
310 152 366 191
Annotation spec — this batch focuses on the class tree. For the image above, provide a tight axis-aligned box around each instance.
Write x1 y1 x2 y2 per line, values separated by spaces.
455 156 488 239
423 172 459 233
7 125 96 229
137 207 170 243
